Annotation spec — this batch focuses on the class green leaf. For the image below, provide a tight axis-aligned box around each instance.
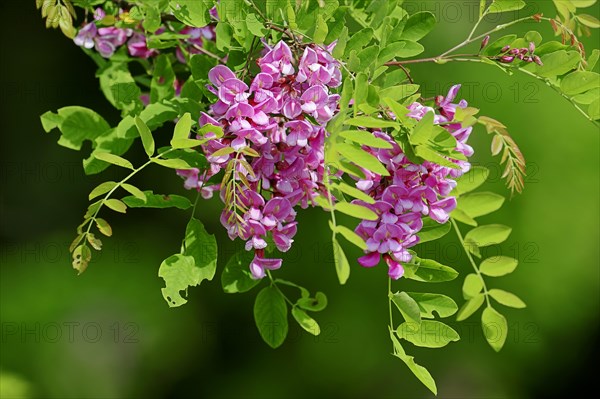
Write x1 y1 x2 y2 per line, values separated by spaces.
344 27 374 56
404 258 459 283
334 202 378 220
417 218 451 243
170 138 206 149
587 49 599 71
172 112 192 143
401 11 436 41
453 166 489 195
97 62 142 116
463 273 483 299
483 34 517 56
356 45 380 71
589 98 600 120
135 117 155 157
339 130 393 149
41 106 111 151
378 41 408 64
353 72 368 116
221 250 260 293
314 14 328 44
465 224 512 248
122 191 192 209
215 22 232 50
183 218 218 284
561 71 600 95
151 55 175 103
479 256 518 277
296 292 328 312
333 182 375 204
159 254 196 307
122 183 147 201
105 198 127 213
391 292 422 325
392 40 425 58
72 244 92 275
95 218 112 237
332 239 350 285
451 209 478 227
89 181 117 200
346 116 398 129
481 307 508 352
534 50 581 78
93 152 134 170
397 320 459 348
390 331 437 395
254 286 288 348
535 41 569 56
335 225 367 250
152 158 193 169
245 13 266 37
292 307 320 336
142 5 161 32
577 13 600 28
456 293 485 321
410 112 435 145
86 233 102 251
406 293 458 319
488 0 526 14
335 143 390 176
414 146 461 169
457 192 505 218
169 0 209 27
158 147 208 169
488 289 526 308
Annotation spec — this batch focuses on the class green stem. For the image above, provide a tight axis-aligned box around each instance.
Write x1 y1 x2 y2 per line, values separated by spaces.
451 219 491 307
388 277 394 328
267 270 295 306
449 57 600 126
82 148 177 244
439 15 534 59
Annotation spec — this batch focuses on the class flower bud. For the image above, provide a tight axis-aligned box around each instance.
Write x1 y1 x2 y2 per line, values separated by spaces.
534 55 543 66
501 45 511 53
480 35 490 50
510 48 520 55
499 56 515 63
529 42 536 54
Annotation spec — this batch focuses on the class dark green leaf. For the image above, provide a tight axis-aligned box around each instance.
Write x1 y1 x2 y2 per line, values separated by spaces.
417 217 451 243
221 250 260 293
183 218 218 284
254 286 288 348
391 292 422 325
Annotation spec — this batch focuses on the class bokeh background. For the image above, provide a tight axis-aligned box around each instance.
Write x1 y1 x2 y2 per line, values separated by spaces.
1 1 598 398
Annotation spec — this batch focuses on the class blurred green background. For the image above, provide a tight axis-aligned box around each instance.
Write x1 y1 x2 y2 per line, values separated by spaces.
1 1 598 398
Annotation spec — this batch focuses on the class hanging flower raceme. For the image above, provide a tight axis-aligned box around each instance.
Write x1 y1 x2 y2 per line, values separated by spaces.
354 85 474 280
180 41 341 279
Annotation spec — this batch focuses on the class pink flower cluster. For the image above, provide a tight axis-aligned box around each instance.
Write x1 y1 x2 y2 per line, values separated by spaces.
354 85 473 280
73 8 156 59
73 7 218 60
179 41 341 279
